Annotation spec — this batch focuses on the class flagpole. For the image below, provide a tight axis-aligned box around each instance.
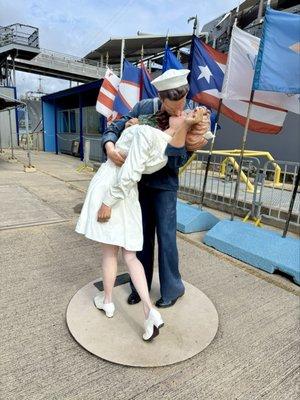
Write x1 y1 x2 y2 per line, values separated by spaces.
199 1 241 211
257 0 264 21
163 32 169 71
213 0 249 222
198 34 223 209
120 38 125 78
230 90 254 220
188 15 199 36
230 0 272 221
139 45 144 101
199 98 222 210
282 166 300 238
165 30 169 47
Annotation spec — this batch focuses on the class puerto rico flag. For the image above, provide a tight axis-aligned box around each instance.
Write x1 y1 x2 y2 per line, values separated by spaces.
188 36 287 134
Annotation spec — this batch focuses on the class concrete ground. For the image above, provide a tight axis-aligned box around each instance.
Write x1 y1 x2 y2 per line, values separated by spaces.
0 148 299 400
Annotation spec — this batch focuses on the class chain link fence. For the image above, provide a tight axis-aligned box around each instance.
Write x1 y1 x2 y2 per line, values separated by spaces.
56 134 104 163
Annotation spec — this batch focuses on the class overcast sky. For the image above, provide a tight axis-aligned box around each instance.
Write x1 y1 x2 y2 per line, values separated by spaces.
0 0 239 97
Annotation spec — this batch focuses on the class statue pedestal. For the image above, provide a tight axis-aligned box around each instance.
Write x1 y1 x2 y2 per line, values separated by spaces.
66 273 219 367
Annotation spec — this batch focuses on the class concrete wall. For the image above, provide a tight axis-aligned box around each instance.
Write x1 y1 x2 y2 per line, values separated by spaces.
213 112 300 163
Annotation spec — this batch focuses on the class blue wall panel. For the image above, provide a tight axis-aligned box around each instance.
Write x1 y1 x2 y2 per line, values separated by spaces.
43 101 56 152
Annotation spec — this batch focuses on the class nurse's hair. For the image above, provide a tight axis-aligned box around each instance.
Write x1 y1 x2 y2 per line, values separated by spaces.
158 83 189 101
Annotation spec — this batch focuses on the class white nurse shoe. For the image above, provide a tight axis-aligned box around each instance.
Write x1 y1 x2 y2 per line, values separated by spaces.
143 308 164 341
93 294 115 318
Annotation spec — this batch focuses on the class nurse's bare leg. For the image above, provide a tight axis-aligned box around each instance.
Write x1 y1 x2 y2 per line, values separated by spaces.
101 243 119 303
122 249 153 317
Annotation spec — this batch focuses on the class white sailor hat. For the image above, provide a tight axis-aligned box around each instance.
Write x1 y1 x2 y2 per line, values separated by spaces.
151 69 190 92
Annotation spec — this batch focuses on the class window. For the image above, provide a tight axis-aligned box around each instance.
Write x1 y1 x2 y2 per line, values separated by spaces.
83 106 102 135
57 109 79 134
57 107 103 135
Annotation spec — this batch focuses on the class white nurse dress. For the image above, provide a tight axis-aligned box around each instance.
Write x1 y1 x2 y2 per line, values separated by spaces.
75 124 171 251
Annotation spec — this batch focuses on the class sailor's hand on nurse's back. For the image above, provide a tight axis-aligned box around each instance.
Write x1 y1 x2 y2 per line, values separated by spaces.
184 108 204 128
125 118 139 129
105 142 126 167
189 107 210 135
184 109 209 151
97 203 111 223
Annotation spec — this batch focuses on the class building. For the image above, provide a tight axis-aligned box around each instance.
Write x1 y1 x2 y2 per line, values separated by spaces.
3 0 299 163
0 86 18 149
42 80 106 162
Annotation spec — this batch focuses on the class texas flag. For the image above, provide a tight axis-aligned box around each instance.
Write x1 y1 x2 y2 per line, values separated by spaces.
188 36 287 134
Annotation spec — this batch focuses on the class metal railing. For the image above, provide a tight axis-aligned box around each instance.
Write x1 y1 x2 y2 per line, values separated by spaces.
19 131 44 151
178 152 260 217
56 133 104 163
0 24 107 79
254 160 300 231
196 149 282 188
0 23 39 48
21 48 107 78
39 48 101 67
178 153 300 233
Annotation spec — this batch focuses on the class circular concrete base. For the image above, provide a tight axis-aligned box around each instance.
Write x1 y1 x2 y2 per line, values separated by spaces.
66 274 218 367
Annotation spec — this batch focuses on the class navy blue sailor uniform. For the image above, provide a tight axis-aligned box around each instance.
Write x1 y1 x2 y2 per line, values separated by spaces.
101 98 191 302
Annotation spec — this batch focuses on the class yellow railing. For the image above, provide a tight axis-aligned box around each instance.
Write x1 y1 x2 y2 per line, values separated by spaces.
243 211 263 227
179 152 197 175
179 149 282 193
220 156 255 192
215 150 281 187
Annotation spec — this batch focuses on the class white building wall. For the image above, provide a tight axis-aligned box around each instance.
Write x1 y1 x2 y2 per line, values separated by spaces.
0 86 18 148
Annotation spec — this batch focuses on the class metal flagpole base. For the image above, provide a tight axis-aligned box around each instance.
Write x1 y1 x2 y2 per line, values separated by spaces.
76 164 94 173
8 157 18 163
24 165 36 172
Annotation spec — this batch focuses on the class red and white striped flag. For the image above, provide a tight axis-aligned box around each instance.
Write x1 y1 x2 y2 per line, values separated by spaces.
96 68 121 119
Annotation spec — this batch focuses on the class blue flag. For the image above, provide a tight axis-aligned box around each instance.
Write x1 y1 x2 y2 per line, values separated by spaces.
140 62 157 99
253 7 300 94
162 45 184 72
113 60 141 116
